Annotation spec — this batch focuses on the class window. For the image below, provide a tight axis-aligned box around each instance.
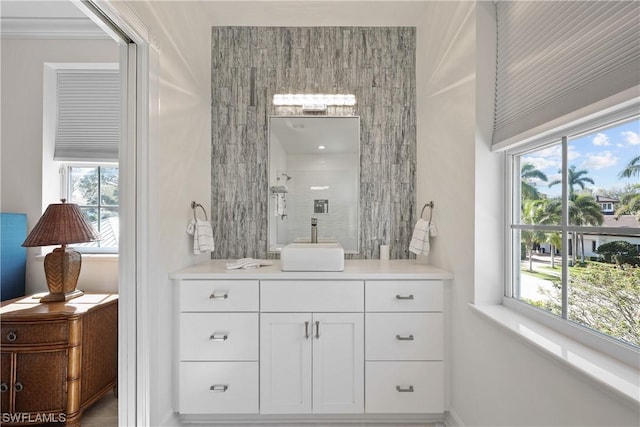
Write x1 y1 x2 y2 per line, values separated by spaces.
66 164 119 253
42 64 121 254
508 116 640 353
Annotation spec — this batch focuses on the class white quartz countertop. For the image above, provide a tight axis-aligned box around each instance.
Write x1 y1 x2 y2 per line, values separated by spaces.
170 259 453 280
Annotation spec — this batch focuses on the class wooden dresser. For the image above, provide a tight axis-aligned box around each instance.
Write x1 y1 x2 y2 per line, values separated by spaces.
0 294 117 426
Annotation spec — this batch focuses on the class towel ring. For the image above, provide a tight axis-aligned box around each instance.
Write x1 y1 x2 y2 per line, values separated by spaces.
191 201 208 221
420 201 434 223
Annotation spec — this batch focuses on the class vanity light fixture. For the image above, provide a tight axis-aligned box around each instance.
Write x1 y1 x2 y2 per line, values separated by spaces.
273 93 356 111
310 186 330 191
318 145 326 150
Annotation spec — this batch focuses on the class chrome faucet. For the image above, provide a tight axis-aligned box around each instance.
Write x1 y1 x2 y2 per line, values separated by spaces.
311 217 318 243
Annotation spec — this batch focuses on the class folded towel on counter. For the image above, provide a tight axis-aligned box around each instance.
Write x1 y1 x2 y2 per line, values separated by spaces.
186 219 215 254
409 219 437 256
225 258 274 270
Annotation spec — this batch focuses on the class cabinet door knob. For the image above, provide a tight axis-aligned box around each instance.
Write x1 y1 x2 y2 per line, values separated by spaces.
395 334 415 341
209 333 228 341
395 294 414 300
0 383 8 393
304 321 310 339
14 382 23 393
6 331 17 342
396 385 414 393
209 385 228 392
315 321 320 339
209 292 228 300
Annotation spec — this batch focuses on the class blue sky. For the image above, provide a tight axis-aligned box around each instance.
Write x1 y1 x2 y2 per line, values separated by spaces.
523 118 640 197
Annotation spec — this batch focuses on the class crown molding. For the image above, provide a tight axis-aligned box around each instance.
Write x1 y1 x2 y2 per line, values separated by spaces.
0 17 110 39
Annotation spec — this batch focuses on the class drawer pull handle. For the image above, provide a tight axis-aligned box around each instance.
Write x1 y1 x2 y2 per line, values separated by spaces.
210 385 228 392
209 333 228 341
395 294 414 300
209 292 228 300
304 321 310 339
6 331 17 342
315 321 320 339
395 334 415 341
0 383 8 393
396 385 414 393
14 382 23 393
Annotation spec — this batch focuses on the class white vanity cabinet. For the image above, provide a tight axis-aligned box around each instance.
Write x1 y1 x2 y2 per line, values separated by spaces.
177 280 259 414
171 260 451 424
365 280 445 413
260 280 364 414
260 312 364 414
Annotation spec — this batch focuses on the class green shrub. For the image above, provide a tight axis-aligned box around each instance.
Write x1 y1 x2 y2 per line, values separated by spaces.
596 241 640 266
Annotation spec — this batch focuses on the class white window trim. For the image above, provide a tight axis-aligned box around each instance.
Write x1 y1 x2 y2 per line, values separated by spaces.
502 104 640 370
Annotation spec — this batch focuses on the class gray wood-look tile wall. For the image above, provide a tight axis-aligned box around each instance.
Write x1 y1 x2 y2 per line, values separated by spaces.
211 27 416 259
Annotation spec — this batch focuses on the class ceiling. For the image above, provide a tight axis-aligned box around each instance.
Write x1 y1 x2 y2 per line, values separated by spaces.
0 0 108 39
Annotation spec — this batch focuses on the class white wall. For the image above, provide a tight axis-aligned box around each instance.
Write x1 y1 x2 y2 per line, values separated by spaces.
122 1 638 426
124 1 428 425
419 2 638 426
0 38 119 295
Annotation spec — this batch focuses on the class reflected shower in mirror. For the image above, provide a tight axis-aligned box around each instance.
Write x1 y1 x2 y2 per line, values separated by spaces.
268 116 360 253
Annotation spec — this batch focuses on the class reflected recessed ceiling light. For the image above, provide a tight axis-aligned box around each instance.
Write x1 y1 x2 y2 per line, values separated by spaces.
318 145 326 150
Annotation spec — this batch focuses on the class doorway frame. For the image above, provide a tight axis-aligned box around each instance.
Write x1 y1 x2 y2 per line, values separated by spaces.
73 1 157 425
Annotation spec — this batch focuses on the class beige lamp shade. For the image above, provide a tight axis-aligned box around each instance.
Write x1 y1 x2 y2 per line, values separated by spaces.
22 201 99 302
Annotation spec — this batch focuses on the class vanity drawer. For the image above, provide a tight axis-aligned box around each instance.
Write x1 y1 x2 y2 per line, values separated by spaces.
179 361 258 414
180 313 258 361
365 280 443 312
365 313 443 361
179 280 259 312
261 280 364 312
365 361 444 413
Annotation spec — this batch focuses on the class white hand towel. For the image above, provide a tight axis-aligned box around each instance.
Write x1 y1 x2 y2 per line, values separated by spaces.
186 219 215 254
225 258 274 270
409 219 437 256
275 193 286 217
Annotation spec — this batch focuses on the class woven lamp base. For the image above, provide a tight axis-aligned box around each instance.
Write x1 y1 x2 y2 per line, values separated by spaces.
41 246 84 302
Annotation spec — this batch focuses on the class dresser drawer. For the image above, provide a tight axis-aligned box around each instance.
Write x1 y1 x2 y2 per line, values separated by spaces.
261 280 363 312
179 280 259 312
179 361 258 414
180 313 258 361
365 361 444 413
365 313 443 361
1 321 68 346
365 280 443 312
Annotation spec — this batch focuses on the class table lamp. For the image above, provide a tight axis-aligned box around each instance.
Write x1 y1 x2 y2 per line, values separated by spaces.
22 200 100 302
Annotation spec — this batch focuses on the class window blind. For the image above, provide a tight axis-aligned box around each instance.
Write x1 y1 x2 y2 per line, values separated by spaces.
54 69 120 161
493 1 640 150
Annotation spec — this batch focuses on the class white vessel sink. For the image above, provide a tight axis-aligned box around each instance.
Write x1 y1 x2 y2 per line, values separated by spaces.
280 242 345 271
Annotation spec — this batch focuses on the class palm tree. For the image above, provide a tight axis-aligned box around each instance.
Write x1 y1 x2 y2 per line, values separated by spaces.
618 155 640 179
521 199 558 271
615 184 640 221
546 232 562 269
569 194 604 263
549 165 595 197
521 162 548 200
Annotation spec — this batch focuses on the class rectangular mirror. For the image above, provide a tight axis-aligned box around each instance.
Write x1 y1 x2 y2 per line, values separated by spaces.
268 116 360 253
